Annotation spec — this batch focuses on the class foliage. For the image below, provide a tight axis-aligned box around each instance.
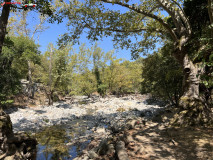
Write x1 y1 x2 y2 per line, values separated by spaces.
9 35 40 78
91 43 113 96
69 71 96 96
141 44 183 106
0 35 40 105
35 43 71 104
183 0 213 103
56 0 163 58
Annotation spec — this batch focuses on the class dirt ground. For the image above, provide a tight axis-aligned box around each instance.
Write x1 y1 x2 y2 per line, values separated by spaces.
125 121 213 160
84 108 213 160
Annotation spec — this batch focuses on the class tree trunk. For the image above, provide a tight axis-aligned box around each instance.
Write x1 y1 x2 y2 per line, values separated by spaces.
27 60 35 99
171 51 213 127
0 0 11 55
47 91 54 106
181 54 200 99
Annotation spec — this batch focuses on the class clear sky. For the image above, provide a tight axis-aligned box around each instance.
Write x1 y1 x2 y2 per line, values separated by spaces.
5 0 159 61
38 19 134 61
20 1 135 62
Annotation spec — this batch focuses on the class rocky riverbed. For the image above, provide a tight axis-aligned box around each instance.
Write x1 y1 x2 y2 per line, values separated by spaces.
6 94 164 133
5 94 167 159
4 95 213 160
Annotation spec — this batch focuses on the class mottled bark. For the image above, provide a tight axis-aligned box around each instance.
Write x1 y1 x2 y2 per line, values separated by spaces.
172 46 212 126
182 54 200 99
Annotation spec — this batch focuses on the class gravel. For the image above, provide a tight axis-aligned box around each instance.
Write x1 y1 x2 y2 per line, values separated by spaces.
7 95 165 133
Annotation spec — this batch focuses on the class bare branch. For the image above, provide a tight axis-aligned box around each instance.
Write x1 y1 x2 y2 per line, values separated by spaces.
31 15 48 39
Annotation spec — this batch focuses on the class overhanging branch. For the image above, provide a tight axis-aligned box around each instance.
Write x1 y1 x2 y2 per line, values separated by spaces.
100 0 178 42
156 0 191 36
84 20 164 33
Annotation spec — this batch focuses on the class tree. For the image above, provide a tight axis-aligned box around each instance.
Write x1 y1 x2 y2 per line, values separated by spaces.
0 0 63 156
0 0 61 55
0 35 40 105
7 6 51 98
141 44 183 106
37 43 71 105
91 43 113 96
0 0 62 105
56 0 213 126
121 59 143 94
67 43 96 96
104 59 133 95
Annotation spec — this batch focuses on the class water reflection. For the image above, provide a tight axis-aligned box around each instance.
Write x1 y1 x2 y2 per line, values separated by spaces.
36 122 91 160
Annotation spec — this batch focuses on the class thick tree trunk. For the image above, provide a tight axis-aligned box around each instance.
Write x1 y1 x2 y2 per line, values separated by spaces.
172 50 213 127
181 54 200 99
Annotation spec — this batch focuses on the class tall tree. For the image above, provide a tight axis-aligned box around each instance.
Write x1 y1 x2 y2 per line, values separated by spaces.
0 0 62 104
0 0 63 151
91 43 113 96
57 0 212 126
38 43 71 105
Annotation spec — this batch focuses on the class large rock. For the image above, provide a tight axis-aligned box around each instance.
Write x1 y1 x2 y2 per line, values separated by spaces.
0 109 37 160
0 109 13 140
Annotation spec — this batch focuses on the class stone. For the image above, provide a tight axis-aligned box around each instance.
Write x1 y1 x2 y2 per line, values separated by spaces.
97 138 109 155
106 144 115 155
116 141 129 160
95 127 105 133
125 135 134 144
4 156 15 160
128 152 136 157
136 146 145 154
88 150 99 159
82 155 90 160
3 94 164 159
127 119 138 129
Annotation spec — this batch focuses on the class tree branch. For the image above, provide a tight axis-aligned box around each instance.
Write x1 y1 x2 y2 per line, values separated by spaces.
84 20 164 33
100 0 178 42
156 0 191 36
156 0 183 33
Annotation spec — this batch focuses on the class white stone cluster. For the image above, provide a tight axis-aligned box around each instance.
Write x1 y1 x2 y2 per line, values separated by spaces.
8 95 164 133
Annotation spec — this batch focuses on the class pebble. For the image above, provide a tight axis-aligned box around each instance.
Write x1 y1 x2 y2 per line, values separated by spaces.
7 95 164 133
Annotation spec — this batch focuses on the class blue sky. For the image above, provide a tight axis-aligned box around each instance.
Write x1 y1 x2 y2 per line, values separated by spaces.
38 19 133 61
5 0 161 61
19 1 134 61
